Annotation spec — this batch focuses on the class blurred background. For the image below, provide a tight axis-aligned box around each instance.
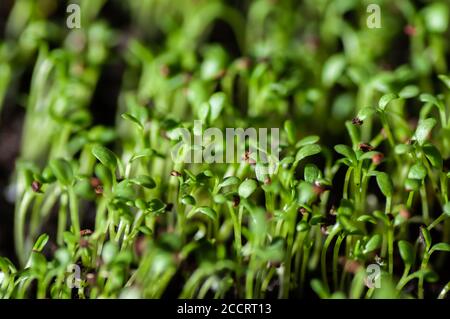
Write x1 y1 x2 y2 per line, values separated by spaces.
0 0 449 279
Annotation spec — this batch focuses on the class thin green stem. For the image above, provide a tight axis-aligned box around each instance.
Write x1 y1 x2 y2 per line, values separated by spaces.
418 253 430 299
14 191 34 266
68 187 80 236
321 226 340 293
333 234 344 290
438 281 450 299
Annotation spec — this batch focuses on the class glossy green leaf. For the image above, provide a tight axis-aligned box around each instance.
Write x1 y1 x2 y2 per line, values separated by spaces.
430 243 450 254
181 195 196 206
443 202 450 216
304 164 321 183
419 93 440 106
363 234 382 254
378 93 398 110
218 176 240 188
408 163 427 180
295 144 321 162
147 199 166 213
114 180 136 200
295 135 320 148
32 234 49 252
130 148 154 162
92 145 118 171
405 178 420 192
357 107 376 121
238 179 258 199
102 242 118 264
438 74 450 89
423 144 443 169
49 159 73 186
130 175 156 189
357 215 377 224
375 172 393 198
189 206 217 221
414 118 436 145
422 2 449 33
95 163 112 188
135 198 148 210
398 240 414 266
311 278 329 298
399 85 419 99
209 92 226 121
284 120 296 145
322 54 345 87
297 181 316 205
394 144 413 154
345 121 360 146
121 113 144 130
334 144 356 164
297 220 310 232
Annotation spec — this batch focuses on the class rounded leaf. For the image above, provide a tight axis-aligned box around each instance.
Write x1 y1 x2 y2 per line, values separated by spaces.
130 149 155 162
438 74 450 89
398 240 414 265
147 199 166 213
304 164 321 183
189 206 217 221
399 85 419 99
378 93 398 110
218 176 240 188
395 144 413 155
408 163 427 180
295 135 320 148
357 107 376 121
431 243 450 254
423 144 442 169
209 92 226 121
334 144 356 164
284 120 296 145
322 54 346 87
443 202 450 216
405 178 420 192
239 179 258 199
130 175 156 189
414 118 436 145
364 234 382 254
375 172 393 198
295 144 321 162
32 234 49 252
422 2 449 33
181 195 196 206
49 159 73 186
102 242 118 265
92 145 118 171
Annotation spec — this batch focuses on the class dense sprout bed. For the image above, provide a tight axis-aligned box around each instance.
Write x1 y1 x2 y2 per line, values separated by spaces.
0 0 449 299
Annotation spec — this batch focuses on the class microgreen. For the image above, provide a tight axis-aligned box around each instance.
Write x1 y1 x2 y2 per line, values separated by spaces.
0 0 449 301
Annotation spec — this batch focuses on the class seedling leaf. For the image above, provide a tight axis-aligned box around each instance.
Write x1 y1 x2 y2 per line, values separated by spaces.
295 144 321 162
92 145 118 171
414 118 436 145
238 179 258 199
398 240 414 266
